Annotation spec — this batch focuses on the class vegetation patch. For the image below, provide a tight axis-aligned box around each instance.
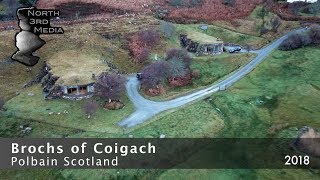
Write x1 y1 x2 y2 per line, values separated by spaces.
4 85 134 134
175 24 268 48
148 53 256 101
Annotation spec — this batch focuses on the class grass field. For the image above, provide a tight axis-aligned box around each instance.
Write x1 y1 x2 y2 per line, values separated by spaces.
139 47 320 139
126 47 320 179
3 85 135 134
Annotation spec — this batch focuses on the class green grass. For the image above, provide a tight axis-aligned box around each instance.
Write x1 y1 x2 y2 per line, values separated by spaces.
3 85 135 134
175 23 268 48
147 53 256 101
143 47 320 139
129 47 320 179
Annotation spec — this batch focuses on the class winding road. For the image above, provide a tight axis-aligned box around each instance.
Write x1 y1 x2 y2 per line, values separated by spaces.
118 28 306 128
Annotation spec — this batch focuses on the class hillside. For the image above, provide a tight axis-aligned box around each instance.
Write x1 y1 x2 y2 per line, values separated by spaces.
35 0 263 21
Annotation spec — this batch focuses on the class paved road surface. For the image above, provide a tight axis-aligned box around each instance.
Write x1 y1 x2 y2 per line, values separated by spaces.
118 28 306 128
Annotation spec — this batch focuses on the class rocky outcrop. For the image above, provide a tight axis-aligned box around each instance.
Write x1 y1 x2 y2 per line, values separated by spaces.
294 126 320 157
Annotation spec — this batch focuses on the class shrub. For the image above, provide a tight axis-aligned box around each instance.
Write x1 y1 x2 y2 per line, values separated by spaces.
308 1 320 17
129 29 160 63
94 73 126 101
279 33 311 51
83 100 99 118
271 16 281 32
165 48 192 67
168 57 188 78
309 26 320 45
136 48 151 63
160 21 176 38
192 69 200 78
138 29 160 48
288 2 305 16
141 61 171 89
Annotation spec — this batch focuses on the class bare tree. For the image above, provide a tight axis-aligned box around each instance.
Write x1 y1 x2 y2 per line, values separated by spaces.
271 16 281 32
141 61 171 89
137 48 151 63
160 21 176 38
279 33 311 51
138 29 160 48
165 48 192 67
168 57 188 78
94 73 126 101
309 26 320 45
83 100 99 119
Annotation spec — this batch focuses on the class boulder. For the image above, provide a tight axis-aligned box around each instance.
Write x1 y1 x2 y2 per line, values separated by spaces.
160 134 166 138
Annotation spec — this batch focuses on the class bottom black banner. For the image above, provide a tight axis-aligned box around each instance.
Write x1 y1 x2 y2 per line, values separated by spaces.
0 138 319 169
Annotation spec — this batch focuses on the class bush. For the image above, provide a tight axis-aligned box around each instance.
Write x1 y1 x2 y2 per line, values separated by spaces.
288 2 305 16
136 48 151 63
279 33 311 51
271 16 281 32
169 57 188 78
141 61 171 89
160 21 176 38
138 29 160 48
129 29 160 63
192 69 200 78
279 27 320 51
94 73 126 101
165 48 192 67
309 26 320 45
83 100 99 118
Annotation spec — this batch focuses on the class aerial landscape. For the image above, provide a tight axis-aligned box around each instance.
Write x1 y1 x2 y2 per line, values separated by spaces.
0 0 320 179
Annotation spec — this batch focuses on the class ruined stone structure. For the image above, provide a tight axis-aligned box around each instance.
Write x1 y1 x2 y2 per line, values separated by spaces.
180 32 224 55
60 83 95 100
43 50 109 100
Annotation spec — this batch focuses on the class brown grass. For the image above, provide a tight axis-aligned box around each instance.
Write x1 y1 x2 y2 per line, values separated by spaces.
48 50 108 86
36 0 152 12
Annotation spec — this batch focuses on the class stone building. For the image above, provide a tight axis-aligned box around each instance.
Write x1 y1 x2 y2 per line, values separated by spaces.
180 31 224 55
44 50 109 100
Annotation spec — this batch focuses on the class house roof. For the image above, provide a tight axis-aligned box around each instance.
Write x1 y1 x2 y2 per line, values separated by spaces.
47 50 109 86
185 31 223 44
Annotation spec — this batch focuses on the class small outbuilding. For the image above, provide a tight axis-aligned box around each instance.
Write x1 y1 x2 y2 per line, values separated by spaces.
180 31 224 55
